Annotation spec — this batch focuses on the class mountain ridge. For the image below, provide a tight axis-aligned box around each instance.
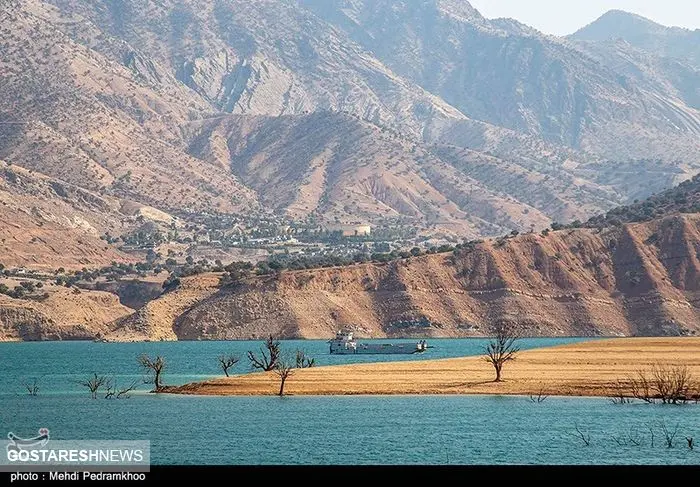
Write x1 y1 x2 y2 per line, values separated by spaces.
0 0 699 269
571 9 700 68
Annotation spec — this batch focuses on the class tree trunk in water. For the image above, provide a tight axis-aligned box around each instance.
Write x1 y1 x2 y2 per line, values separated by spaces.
155 372 161 391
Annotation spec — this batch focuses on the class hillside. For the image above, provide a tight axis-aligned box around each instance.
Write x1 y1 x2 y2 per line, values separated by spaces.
0 284 133 341
0 0 261 217
571 10 700 68
587 173 700 227
1 0 700 261
105 213 700 341
185 112 617 235
0 162 136 269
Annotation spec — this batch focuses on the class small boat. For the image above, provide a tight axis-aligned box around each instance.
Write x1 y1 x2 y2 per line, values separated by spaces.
328 329 428 355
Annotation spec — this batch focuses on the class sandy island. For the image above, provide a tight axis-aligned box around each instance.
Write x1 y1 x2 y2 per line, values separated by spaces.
167 338 700 398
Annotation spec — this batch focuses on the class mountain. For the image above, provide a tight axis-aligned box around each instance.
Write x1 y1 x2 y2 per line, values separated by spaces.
185 111 622 235
1 0 699 269
571 10 700 67
0 1 261 218
570 10 700 136
302 0 700 162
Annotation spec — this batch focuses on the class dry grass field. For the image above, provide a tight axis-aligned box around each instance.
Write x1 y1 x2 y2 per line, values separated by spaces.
168 338 700 398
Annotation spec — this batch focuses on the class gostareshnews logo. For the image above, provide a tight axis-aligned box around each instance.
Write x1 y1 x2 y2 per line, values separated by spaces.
2 427 150 475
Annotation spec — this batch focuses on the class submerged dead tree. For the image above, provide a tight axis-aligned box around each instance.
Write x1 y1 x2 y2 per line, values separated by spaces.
78 373 109 399
248 335 280 372
484 323 520 382
104 380 139 399
138 354 166 391
295 350 315 369
659 421 679 448
25 378 39 396
572 423 591 447
218 355 240 377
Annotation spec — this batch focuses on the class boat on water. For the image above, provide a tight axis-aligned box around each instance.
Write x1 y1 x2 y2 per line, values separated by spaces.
329 329 428 355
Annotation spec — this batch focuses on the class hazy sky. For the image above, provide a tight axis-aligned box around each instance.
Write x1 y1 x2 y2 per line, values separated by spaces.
469 0 700 36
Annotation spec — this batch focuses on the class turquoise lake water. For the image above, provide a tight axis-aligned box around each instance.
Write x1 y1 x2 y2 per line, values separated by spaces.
1 338 699 465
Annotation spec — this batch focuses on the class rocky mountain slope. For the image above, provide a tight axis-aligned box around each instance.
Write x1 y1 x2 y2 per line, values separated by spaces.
106 212 700 341
186 111 620 235
302 0 700 162
2 0 699 259
571 10 700 68
0 1 261 217
0 162 135 269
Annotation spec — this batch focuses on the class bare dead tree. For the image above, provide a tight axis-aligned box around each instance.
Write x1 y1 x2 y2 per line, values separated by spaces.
104 379 114 399
652 364 692 404
529 387 548 403
627 427 642 447
610 434 626 446
612 427 641 447
105 379 139 399
609 380 632 404
274 353 295 397
627 365 695 404
295 350 315 369
78 373 109 399
483 323 520 382
648 424 655 448
218 354 239 377
628 371 655 403
659 421 679 448
571 423 591 446
25 378 39 396
686 437 694 450
248 335 280 372
138 354 166 391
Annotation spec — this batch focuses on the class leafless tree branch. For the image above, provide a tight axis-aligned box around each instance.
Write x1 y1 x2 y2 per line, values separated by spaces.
105 379 139 399
295 350 315 368
218 354 240 377
138 354 166 391
77 373 109 399
483 322 520 382
571 423 591 446
659 420 679 448
529 386 548 403
25 378 39 396
248 335 280 372
274 353 295 397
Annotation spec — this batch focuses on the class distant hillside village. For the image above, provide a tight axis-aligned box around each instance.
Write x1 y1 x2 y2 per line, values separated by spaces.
324 224 371 237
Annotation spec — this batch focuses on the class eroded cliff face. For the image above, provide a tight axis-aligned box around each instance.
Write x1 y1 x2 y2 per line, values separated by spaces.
0 288 133 341
105 274 222 342
107 214 700 340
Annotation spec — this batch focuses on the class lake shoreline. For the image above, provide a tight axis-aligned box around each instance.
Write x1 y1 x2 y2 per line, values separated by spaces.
164 337 700 399
0 334 612 343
